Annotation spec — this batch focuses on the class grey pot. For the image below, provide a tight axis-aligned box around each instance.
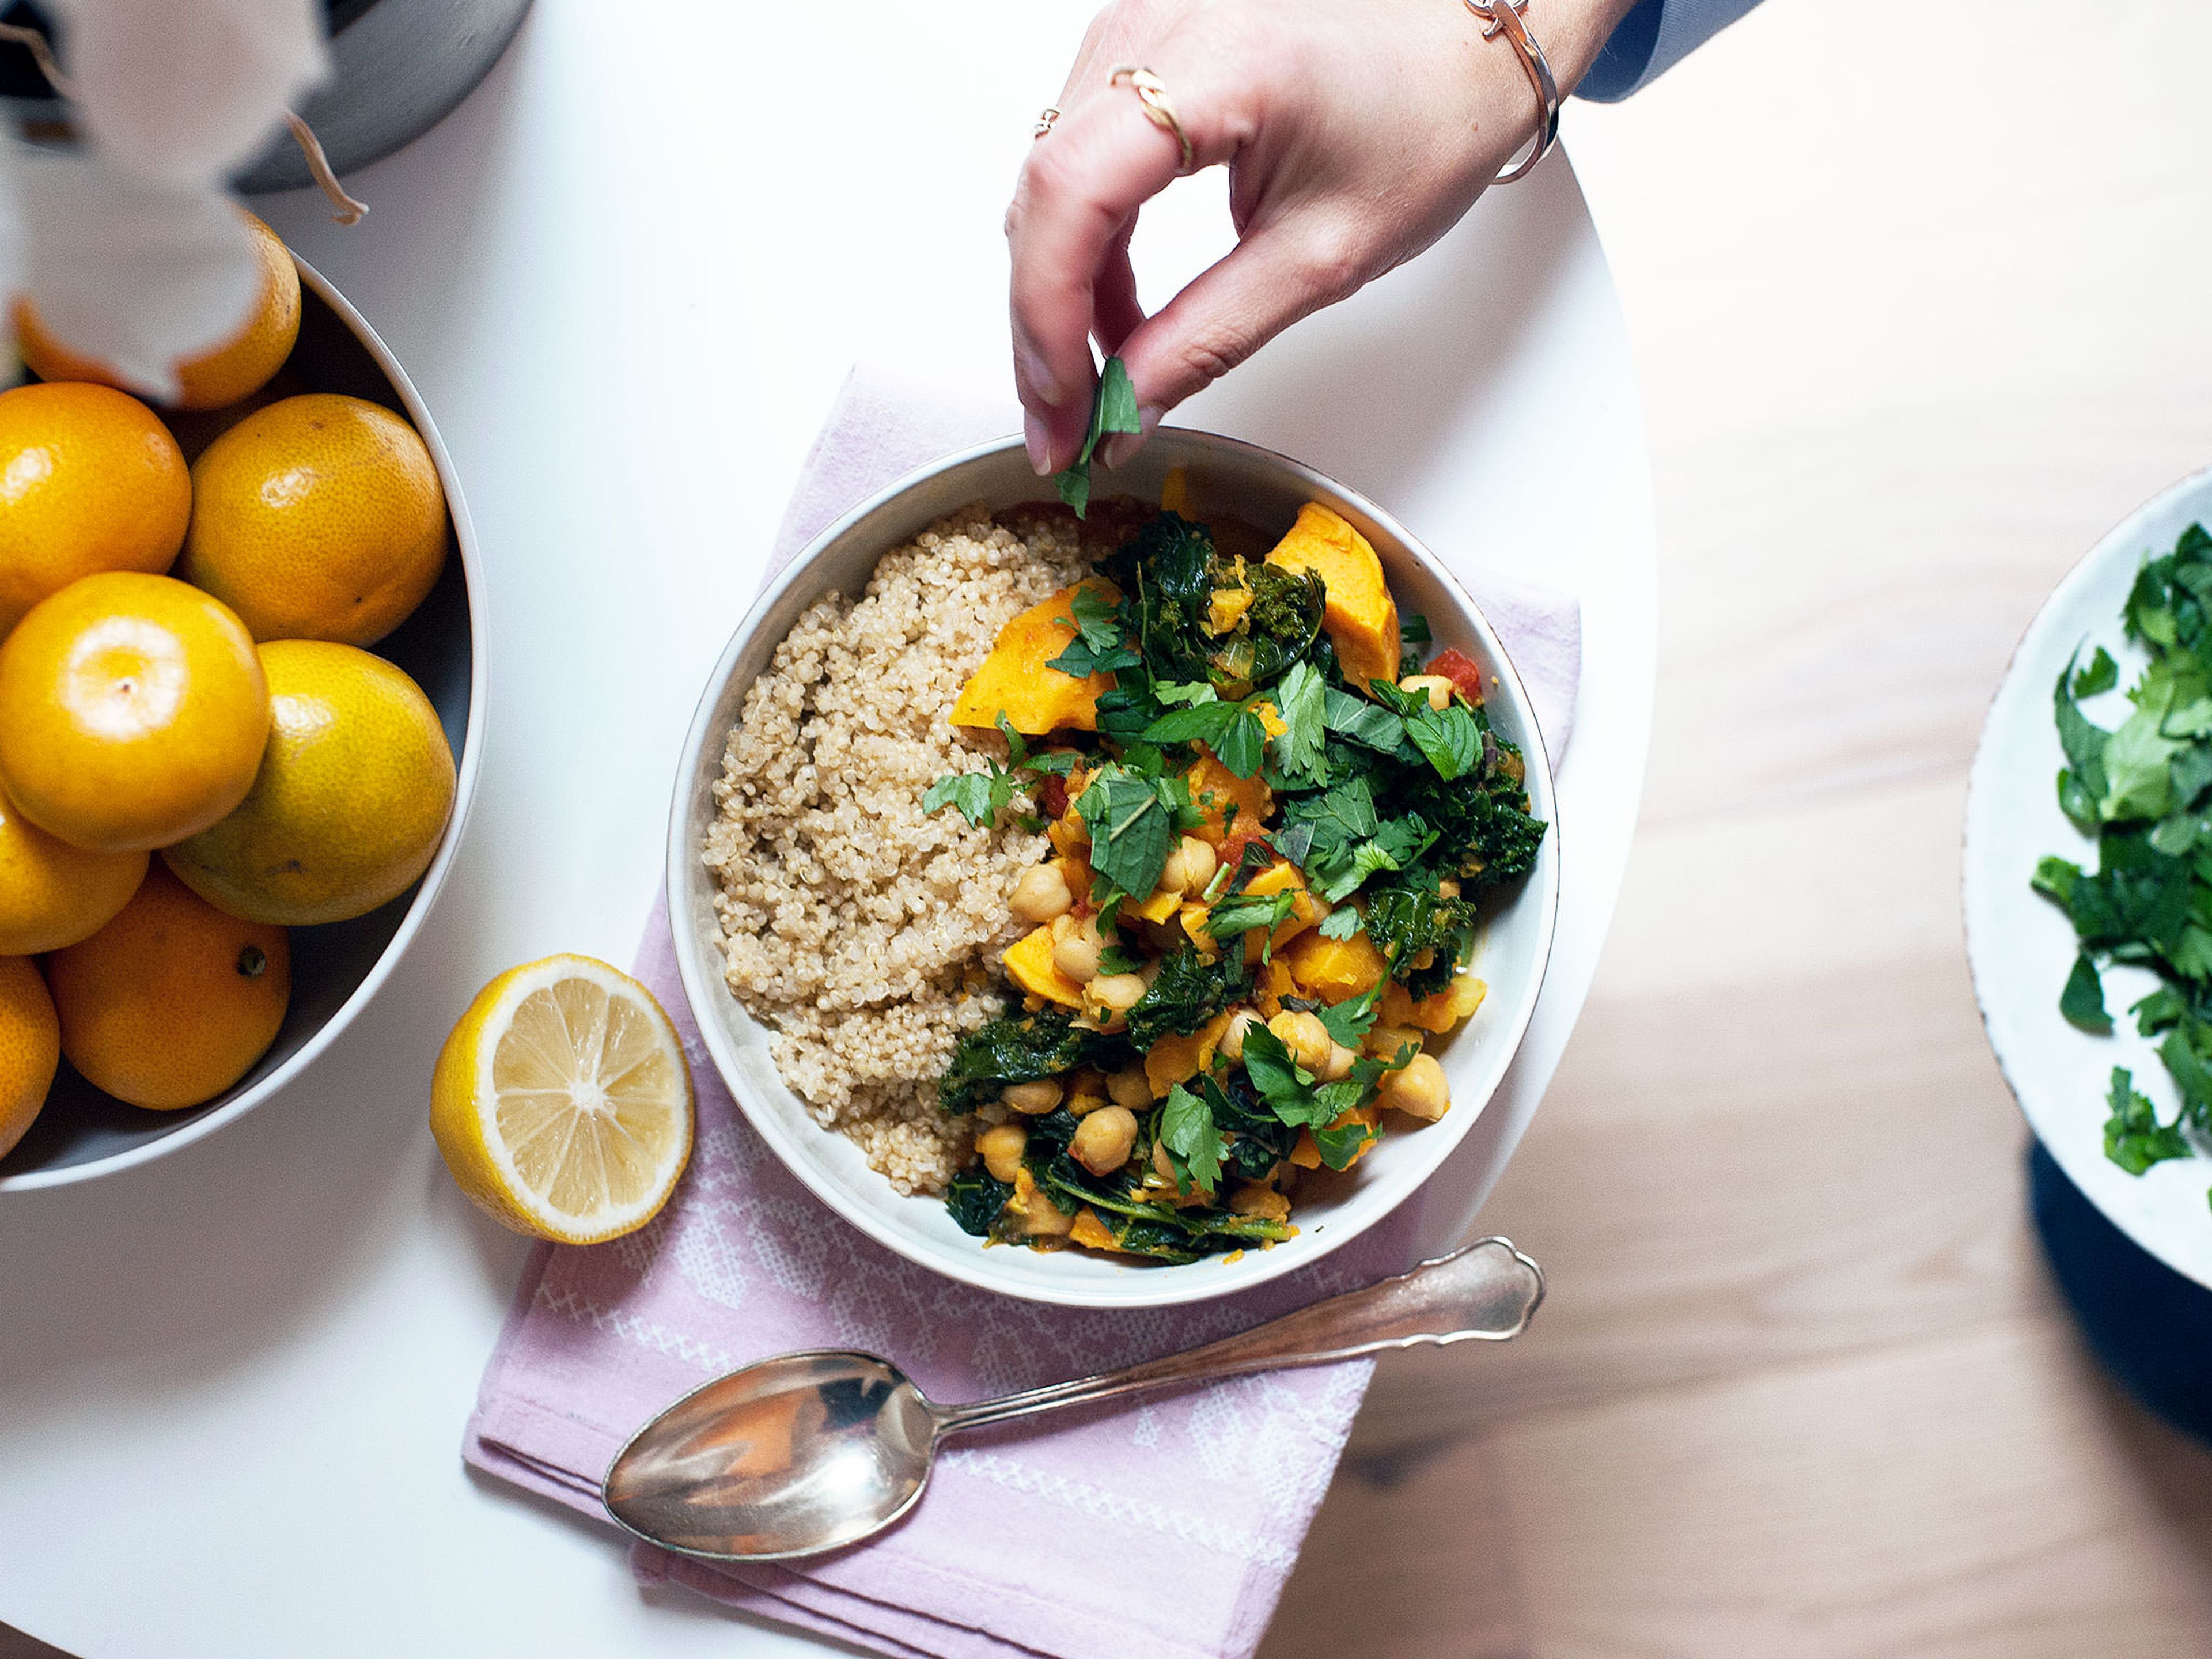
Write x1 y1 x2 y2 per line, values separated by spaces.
235 0 533 192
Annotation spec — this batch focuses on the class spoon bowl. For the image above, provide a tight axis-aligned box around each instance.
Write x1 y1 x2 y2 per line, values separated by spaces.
604 1237 1544 1563
604 1350 941 1559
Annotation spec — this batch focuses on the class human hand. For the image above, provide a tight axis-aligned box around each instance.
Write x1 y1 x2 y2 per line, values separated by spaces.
1008 0 1639 474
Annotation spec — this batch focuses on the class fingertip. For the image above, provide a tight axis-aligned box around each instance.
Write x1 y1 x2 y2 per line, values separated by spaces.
1101 404 1164 471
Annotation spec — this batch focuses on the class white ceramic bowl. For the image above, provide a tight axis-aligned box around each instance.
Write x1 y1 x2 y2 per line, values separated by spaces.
668 431 1560 1307
1965 463 2212 1289
0 257 487 1191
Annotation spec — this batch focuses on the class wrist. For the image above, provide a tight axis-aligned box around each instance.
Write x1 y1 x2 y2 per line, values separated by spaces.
1506 0 1643 97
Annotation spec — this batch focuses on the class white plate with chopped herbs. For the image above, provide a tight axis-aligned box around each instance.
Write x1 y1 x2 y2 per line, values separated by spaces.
670 426 1560 1309
1966 463 2212 1290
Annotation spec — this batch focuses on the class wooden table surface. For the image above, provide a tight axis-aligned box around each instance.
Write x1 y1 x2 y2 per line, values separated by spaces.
12 0 2212 1654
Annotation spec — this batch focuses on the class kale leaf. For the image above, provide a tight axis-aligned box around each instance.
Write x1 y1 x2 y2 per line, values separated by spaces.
1123 945 1248 1048
945 1167 1013 1236
1362 882 1482 998
938 1010 1124 1112
1107 513 1325 694
1399 740 1547 887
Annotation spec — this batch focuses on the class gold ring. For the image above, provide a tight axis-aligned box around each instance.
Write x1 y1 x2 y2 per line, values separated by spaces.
1033 106 1060 139
1108 65 1194 174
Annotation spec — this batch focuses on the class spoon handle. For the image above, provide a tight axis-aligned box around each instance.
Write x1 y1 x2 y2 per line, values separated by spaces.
935 1236 1542 1435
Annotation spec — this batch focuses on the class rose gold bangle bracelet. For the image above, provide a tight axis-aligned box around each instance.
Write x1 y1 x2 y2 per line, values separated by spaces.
1462 0 1561 184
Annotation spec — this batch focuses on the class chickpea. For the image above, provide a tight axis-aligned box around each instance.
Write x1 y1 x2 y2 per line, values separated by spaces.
1107 1067 1153 1110
1320 1041 1358 1082
1010 862 1073 924
1267 1009 1333 1074
1020 1190 1077 1238
1381 1052 1451 1121
1051 913 1104 983
1158 835 1218 897
1085 972 1146 1021
1399 673 1455 711
1219 1007 1260 1062
1070 1105 1139 1176
1002 1078 1063 1115
976 1123 1028 1183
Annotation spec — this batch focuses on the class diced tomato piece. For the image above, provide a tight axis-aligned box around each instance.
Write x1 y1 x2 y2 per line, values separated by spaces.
1037 774 1069 819
1217 830 1274 881
1429 647 1486 706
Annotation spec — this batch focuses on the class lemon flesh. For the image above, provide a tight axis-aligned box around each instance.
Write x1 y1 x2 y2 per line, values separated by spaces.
431 956 692 1244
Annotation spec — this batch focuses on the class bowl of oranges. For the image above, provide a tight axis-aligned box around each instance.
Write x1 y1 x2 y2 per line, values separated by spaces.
0 215 483 1190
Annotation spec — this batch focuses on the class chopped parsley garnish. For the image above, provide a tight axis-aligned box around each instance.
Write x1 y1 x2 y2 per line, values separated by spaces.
921 715 1077 829
1053 357 1143 518
2037 520 2212 1199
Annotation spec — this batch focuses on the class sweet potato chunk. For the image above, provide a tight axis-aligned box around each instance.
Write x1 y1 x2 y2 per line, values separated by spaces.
1238 861 1322 963
951 579 1120 734
1185 752 1272 847
1005 924 1085 1010
1070 1207 1121 1251
1380 971 1488 1035
1264 503 1399 694
1144 1009 1234 1098
1284 930 1388 1003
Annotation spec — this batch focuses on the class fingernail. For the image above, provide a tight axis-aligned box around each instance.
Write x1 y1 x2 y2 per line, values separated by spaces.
1101 405 1163 470
1024 410 1052 475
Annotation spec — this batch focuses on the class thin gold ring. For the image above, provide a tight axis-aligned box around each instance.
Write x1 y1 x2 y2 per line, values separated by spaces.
1108 65 1195 174
1033 107 1060 139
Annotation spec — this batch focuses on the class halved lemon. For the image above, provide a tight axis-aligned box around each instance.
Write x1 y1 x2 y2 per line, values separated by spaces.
430 955 693 1244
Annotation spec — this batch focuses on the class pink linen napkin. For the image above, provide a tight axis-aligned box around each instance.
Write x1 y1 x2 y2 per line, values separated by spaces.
463 366 1584 1659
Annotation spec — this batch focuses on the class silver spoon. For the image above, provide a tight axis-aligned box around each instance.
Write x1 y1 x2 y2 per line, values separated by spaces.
602 1236 1543 1562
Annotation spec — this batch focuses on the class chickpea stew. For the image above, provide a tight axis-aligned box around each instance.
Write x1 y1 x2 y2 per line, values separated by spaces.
923 482 1547 1264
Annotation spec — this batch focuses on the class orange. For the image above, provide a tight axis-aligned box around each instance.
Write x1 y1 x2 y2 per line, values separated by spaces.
15 212 301 412
166 641 456 926
0 382 190 637
0 955 59 1158
0 571 270 853
47 863 288 1111
180 393 448 647
162 366 310 465
0 785 146 955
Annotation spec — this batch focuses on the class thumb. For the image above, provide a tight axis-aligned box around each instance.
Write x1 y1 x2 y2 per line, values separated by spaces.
1104 221 1366 464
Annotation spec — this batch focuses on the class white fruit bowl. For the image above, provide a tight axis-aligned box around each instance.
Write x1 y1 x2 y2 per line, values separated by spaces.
0 257 487 1192
667 430 1559 1308
1965 462 2212 1289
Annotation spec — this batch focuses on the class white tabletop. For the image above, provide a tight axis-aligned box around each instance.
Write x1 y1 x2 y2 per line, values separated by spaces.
0 4 1654 1654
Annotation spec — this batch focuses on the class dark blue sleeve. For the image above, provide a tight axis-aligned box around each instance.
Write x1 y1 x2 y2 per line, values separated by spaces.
1576 0 1764 101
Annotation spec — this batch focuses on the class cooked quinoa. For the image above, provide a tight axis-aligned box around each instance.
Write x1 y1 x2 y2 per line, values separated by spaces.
703 505 1092 1194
